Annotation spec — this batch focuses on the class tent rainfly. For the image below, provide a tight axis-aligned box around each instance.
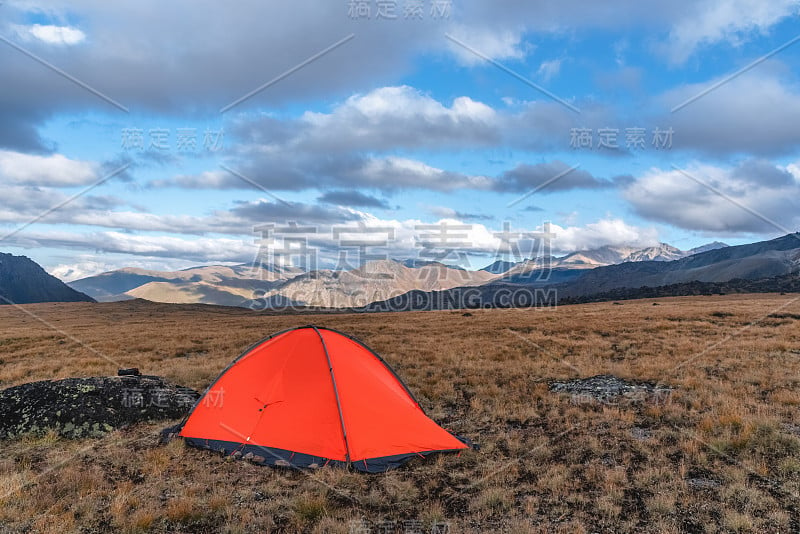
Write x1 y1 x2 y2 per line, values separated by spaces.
167 326 472 472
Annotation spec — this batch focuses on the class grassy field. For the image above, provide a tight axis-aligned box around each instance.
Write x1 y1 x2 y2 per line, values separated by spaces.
1 294 799 533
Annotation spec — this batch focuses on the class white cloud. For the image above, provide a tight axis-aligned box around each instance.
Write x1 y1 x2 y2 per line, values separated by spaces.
786 162 800 182
352 157 493 191
665 0 799 64
191 85 609 194
27 230 258 263
624 160 800 234
558 211 579 226
48 255 215 282
1 0 796 154
297 86 500 151
48 258 131 282
13 24 86 46
446 25 528 66
658 69 800 156
12 214 662 268
0 150 99 186
548 219 661 253
0 188 364 235
536 58 562 82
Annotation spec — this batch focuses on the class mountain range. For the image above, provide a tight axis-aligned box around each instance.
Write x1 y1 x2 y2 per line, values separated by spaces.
70 259 497 308
66 241 733 309
5 235 796 308
365 233 800 311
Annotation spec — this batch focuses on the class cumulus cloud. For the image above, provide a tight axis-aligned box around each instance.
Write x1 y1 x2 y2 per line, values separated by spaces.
350 157 493 191
3 0 798 269
624 160 800 234
548 219 661 253
232 85 603 156
787 161 800 182
0 1 432 149
663 69 800 156
445 25 528 66
13 24 87 46
0 150 100 186
228 199 364 225
48 256 203 282
494 161 621 193
7 211 662 268
537 59 563 82
48 259 118 282
166 153 625 195
0 185 367 238
0 185 123 222
665 0 799 64
241 86 501 152
0 0 795 154
161 86 626 195
164 154 495 193
18 230 259 263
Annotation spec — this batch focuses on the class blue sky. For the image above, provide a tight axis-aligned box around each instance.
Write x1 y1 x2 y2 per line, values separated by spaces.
1 0 799 280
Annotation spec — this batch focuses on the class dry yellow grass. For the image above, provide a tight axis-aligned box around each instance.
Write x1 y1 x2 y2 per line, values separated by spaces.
0 294 799 532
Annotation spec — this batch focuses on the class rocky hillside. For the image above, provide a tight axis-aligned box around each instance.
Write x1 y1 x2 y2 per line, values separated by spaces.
559 233 800 297
0 253 95 304
558 272 800 304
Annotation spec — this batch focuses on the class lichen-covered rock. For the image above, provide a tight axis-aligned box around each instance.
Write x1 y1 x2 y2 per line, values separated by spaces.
0 376 199 439
549 374 673 405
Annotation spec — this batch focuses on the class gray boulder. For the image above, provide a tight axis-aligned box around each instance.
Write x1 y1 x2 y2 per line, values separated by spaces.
0 375 199 439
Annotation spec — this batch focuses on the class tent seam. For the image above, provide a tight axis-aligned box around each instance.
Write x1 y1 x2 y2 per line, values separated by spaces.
312 325 352 466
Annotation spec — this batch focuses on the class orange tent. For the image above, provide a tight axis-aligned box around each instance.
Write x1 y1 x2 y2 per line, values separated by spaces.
173 326 471 472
